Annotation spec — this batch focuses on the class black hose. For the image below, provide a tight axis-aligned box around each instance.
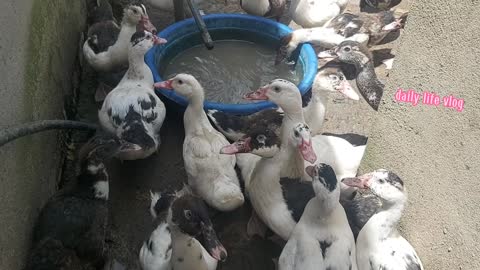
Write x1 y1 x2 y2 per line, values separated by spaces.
0 120 98 147
186 0 214 50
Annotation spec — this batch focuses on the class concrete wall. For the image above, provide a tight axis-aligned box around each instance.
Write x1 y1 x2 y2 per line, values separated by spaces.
361 0 480 269
0 0 86 268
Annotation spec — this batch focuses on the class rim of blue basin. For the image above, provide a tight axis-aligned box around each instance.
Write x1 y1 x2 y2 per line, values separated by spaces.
145 13 318 115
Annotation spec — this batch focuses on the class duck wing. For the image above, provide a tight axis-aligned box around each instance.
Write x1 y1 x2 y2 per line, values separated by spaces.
321 132 368 146
341 192 380 239
327 13 364 37
279 177 315 222
207 109 283 141
87 20 120 54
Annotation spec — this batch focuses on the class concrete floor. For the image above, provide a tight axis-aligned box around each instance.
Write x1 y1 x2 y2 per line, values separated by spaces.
75 0 413 268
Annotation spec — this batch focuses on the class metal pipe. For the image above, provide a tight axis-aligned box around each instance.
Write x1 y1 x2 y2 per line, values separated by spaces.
185 0 214 50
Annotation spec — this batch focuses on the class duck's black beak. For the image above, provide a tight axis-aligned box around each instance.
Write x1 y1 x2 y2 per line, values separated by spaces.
198 222 227 262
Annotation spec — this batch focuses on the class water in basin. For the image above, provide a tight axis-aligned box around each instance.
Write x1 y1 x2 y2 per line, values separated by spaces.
162 40 303 104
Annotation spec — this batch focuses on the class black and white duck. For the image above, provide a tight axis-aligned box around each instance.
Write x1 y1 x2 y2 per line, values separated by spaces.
99 31 167 160
342 170 424 270
278 163 357 270
154 74 244 212
319 40 384 110
139 222 172 270
208 66 359 142
240 0 287 21
26 134 135 270
142 188 228 270
83 3 157 73
276 11 405 64
324 10 405 46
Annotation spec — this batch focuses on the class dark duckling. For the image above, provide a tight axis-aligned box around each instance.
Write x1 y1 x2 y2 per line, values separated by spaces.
319 40 384 110
26 134 135 270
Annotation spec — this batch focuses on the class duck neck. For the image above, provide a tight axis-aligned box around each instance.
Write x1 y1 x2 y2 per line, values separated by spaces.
280 105 304 146
184 92 210 134
76 156 109 200
355 60 383 109
279 143 306 177
363 198 405 241
125 51 153 84
304 89 328 133
304 190 340 220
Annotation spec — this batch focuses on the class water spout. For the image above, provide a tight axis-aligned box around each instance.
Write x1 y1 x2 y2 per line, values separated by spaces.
186 0 214 50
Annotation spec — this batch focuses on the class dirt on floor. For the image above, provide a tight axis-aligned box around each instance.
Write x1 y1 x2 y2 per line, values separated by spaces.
71 0 413 269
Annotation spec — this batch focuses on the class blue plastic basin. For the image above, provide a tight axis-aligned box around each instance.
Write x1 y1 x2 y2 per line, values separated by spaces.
146 14 318 115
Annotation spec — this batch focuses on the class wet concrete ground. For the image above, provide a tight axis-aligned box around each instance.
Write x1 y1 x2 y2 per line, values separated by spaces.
74 0 412 268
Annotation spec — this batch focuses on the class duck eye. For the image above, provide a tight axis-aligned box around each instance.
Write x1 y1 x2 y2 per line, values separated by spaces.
274 87 281 92
343 46 351 52
339 75 345 80
132 9 138 14
330 75 339 81
178 79 183 85
294 130 300 137
378 179 385 184
184 210 192 219
146 35 151 40
256 135 266 142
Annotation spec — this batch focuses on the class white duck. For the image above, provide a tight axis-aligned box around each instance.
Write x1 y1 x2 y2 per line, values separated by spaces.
342 170 424 270
154 74 244 211
279 163 357 270
207 66 359 141
99 31 167 160
83 3 157 73
240 0 287 21
289 0 348 28
141 189 228 270
224 80 318 240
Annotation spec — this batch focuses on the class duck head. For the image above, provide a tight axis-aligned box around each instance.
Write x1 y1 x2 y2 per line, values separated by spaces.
154 74 204 101
342 170 406 204
291 123 317 164
306 163 339 196
129 31 167 56
171 194 228 262
79 133 139 170
124 3 157 34
220 128 280 157
244 79 302 113
315 66 359 100
318 41 372 68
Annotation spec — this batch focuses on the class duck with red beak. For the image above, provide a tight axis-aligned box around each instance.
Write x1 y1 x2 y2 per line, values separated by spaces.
318 40 384 111
84 3 159 73
154 74 245 212
341 170 424 270
98 30 167 160
145 188 228 270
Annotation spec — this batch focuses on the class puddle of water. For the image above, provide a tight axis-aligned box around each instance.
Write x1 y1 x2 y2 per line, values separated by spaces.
162 40 303 104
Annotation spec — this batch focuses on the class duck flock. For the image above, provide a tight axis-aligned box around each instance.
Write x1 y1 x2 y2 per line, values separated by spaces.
16 0 424 269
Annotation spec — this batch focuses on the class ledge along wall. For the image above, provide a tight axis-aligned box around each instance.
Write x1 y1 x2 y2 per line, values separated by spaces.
360 0 480 269
0 0 86 268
